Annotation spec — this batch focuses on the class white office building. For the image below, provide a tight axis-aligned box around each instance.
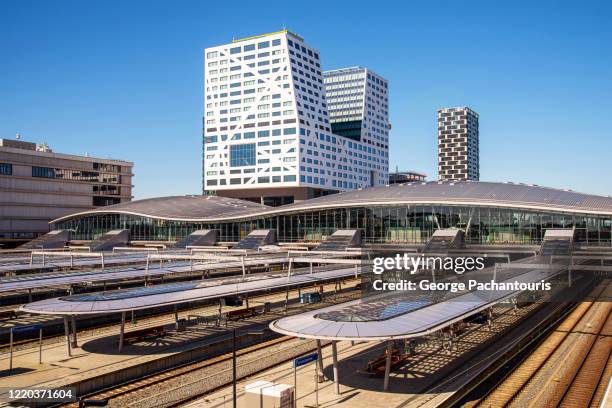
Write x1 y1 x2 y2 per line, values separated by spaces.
203 30 389 205
323 66 389 187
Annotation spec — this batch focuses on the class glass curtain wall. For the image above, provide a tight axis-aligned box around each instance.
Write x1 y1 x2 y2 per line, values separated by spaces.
55 205 612 245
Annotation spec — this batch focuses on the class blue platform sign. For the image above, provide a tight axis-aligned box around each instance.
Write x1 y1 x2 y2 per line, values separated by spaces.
294 353 318 368
11 324 42 334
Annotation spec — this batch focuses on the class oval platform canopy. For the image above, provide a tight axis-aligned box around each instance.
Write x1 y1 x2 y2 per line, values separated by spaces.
270 266 566 341
19 267 356 315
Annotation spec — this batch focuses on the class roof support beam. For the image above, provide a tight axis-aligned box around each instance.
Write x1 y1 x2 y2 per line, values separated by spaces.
63 316 71 357
383 340 393 391
118 311 126 353
316 339 324 381
332 341 340 395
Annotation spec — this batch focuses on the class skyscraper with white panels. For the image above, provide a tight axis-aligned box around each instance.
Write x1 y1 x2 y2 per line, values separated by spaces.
323 67 389 186
437 106 479 181
203 30 389 205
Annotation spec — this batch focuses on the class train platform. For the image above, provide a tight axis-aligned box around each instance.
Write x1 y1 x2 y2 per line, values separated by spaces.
0 283 358 406
180 289 596 408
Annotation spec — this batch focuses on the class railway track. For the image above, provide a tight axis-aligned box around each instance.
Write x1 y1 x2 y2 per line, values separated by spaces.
468 280 611 407
59 335 294 408
556 311 612 407
59 335 325 408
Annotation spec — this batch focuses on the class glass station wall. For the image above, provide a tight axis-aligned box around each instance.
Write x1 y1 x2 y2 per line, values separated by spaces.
55 205 612 245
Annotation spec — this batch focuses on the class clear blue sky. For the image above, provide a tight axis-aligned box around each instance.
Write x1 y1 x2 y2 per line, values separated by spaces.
1 0 611 198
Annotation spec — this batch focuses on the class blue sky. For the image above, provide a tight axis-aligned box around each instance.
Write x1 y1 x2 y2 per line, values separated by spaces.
1 0 610 198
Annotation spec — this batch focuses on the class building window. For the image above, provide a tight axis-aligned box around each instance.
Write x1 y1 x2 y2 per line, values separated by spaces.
32 166 56 178
0 163 12 176
229 143 256 167
93 196 120 206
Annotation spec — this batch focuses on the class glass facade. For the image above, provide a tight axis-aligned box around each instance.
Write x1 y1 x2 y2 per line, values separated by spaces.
229 143 256 167
55 204 612 245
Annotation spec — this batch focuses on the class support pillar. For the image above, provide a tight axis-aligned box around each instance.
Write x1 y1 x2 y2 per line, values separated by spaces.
174 305 179 331
118 311 126 353
63 316 72 357
316 340 324 381
28 289 32 304
284 289 289 312
383 340 393 391
332 341 340 395
71 315 78 348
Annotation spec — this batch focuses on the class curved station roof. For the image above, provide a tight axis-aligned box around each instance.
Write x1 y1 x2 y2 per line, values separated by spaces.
270 265 567 341
52 195 270 222
52 181 612 223
19 267 357 315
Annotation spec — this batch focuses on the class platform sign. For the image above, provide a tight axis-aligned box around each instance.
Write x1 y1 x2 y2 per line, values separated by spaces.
293 352 320 407
293 353 318 368
10 324 44 370
11 324 42 334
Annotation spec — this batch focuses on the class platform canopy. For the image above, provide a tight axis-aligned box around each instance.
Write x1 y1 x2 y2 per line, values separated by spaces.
270 266 567 341
19 267 357 315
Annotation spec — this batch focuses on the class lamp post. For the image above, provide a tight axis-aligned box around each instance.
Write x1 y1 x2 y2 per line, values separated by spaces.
232 328 237 408
232 326 266 408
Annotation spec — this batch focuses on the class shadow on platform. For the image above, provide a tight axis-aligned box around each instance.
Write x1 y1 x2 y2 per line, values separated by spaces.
321 341 465 395
0 367 34 377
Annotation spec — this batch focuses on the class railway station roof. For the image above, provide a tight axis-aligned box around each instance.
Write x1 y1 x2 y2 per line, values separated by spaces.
19 267 357 315
270 266 566 341
51 181 612 224
0 255 281 293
